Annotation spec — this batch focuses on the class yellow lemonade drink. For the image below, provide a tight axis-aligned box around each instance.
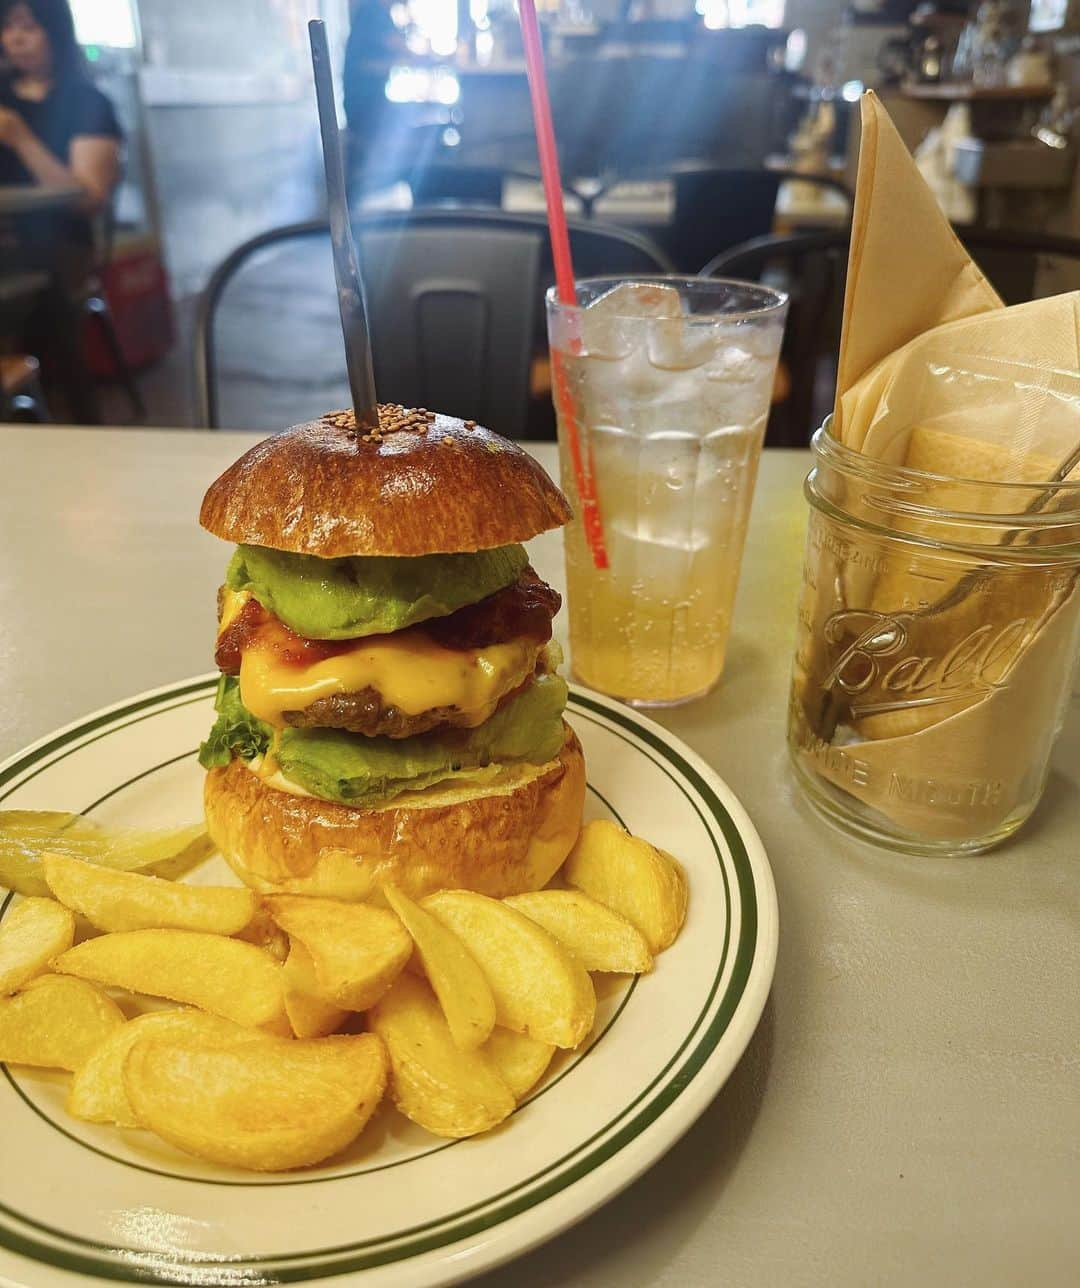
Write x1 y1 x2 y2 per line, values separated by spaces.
548 279 787 706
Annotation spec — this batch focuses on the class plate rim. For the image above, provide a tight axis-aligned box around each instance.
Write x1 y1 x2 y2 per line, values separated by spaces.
0 676 778 1286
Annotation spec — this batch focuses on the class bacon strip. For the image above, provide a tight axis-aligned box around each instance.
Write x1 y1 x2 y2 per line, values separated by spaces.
424 568 561 650
215 599 352 675
214 568 561 676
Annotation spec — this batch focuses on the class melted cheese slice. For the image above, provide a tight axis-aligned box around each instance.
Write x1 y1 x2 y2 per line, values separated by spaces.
238 630 539 729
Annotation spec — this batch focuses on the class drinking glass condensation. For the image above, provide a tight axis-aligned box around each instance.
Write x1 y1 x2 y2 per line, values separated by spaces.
546 277 788 705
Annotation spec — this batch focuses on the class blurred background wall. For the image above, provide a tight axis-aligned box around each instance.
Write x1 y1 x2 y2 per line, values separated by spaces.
41 0 1080 431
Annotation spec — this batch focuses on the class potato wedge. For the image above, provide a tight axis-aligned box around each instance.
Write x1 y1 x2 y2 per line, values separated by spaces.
383 885 495 1051
504 890 653 974
422 891 595 1049
369 972 515 1138
564 821 688 953
0 811 212 897
0 974 124 1070
481 1028 554 1101
282 941 348 1039
43 853 256 936
123 1033 388 1171
54 930 289 1035
0 897 76 995
265 896 411 1012
233 907 289 961
68 1008 272 1127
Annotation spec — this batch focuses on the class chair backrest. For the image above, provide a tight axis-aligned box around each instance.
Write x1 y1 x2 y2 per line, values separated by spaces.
585 164 839 273
702 230 850 447
193 207 672 433
407 164 506 208
701 225 1080 446
957 228 1080 305
361 220 540 430
669 166 783 272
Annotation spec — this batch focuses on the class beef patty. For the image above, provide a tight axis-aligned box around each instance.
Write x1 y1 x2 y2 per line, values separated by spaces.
216 569 560 738
282 681 536 739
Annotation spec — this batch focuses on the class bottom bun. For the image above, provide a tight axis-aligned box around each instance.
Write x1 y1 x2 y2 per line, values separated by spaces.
204 723 586 902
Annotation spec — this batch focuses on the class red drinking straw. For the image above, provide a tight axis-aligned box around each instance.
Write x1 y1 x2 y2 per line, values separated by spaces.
518 0 608 569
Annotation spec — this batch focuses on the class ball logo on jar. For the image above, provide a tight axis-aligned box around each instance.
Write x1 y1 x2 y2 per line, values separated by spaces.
821 609 1035 719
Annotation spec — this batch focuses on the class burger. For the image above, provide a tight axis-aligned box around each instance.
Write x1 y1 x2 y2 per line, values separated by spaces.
197 406 585 902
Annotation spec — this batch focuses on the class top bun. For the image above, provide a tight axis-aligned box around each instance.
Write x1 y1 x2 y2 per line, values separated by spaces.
200 408 572 558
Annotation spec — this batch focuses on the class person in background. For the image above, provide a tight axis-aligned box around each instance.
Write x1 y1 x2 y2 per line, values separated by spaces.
343 0 409 187
0 0 122 422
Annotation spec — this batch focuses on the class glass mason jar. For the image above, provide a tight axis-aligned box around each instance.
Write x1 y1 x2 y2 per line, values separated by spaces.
789 424 1080 855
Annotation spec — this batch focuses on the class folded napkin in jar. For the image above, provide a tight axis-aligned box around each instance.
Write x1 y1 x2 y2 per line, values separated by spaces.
794 92 1080 840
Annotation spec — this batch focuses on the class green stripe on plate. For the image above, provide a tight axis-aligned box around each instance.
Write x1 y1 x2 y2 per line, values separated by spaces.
1 772 637 1188
0 681 216 801
0 680 760 1285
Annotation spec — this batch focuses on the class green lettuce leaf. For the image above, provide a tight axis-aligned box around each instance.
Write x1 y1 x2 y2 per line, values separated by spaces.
198 675 273 769
226 543 528 641
274 673 568 806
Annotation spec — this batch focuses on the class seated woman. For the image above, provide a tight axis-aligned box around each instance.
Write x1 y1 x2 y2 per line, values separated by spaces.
0 0 122 421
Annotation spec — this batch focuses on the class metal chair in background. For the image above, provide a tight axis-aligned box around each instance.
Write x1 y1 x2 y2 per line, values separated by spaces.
80 206 146 421
702 230 850 448
702 225 1080 447
1 354 49 422
400 163 557 209
663 166 786 272
406 163 507 208
0 265 48 424
582 164 852 272
954 228 1080 305
193 207 672 436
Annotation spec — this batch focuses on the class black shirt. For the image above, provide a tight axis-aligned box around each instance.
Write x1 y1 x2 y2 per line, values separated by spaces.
0 76 121 257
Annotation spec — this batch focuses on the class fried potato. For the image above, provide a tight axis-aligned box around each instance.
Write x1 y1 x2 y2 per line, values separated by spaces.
383 884 495 1051
43 853 256 936
504 890 653 974
68 1008 272 1127
0 897 76 995
281 941 348 1039
0 974 124 1070
369 972 515 1138
481 1027 554 1101
54 930 289 1035
0 811 212 897
564 821 688 953
265 895 411 1012
123 1033 388 1171
422 891 595 1049
232 907 290 961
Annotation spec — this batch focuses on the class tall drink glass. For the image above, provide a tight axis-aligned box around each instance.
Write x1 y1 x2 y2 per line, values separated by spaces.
546 277 788 706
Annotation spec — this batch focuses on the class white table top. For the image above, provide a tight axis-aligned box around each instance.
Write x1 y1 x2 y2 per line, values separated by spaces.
1 426 1077 1287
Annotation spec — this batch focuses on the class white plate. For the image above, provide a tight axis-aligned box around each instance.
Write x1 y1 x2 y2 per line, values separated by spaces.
0 678 777 1287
